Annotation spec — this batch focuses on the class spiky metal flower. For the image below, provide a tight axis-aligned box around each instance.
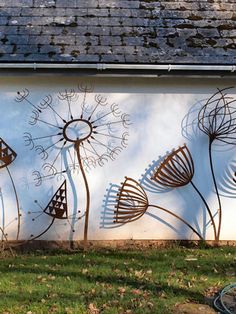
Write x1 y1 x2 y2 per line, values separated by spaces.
114 177 149 224
198 87 236 145
152 144 194 188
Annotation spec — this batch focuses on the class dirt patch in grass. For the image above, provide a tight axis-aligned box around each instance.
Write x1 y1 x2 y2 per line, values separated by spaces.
174 303 216 313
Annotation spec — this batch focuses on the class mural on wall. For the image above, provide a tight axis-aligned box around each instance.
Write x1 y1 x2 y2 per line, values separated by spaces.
104 87 236 244
15 84 131 246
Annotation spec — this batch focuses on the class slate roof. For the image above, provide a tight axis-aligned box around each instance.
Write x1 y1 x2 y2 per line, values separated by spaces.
0 0 236 64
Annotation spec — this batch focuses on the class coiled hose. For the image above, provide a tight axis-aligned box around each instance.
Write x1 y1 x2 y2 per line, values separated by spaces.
214 283 236 313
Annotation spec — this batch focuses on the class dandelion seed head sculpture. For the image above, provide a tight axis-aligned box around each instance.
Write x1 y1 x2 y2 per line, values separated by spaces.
17 84 131 245
198 87 236 145
18 85 130 179
114 177 149 224
63 119 93 143
111 176 204 239
152 144 194 188
197 87 236 242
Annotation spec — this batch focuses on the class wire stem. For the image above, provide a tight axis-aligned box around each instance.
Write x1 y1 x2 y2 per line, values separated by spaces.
30 218 55 241
150 204 204 240
0 226 15 257
0 189 5 242
6 167 20 241
190 180 217 241
209 140 221 242
75 142 90 249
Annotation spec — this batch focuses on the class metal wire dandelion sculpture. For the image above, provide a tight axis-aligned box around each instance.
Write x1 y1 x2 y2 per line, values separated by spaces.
28 180 82 241
113 177 203 240
0 138 21 242
16 84 130 246
114 177 149 224
150 145 217 241
198 87 236 242
198 87 236 145
152 145 194 188
110 144 219 241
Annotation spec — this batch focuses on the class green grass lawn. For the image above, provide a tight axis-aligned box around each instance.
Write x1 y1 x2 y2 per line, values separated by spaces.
0 246 235 314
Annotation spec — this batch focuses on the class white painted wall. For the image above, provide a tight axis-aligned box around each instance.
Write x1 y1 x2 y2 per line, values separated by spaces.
0 75 236 241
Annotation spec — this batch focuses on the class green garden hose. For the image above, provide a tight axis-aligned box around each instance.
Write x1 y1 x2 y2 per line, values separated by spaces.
213 283 236 314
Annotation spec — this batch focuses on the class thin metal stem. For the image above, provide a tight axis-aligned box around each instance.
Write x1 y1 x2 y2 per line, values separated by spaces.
47 103 66 123
150 204 204 240
37 118 63 129
0 225 15 256
190 180 217 241
30 218 55 241
6 167 20 241
25 98 41 112
209 140 221 242
32 133 62 141
75 142 90 248
0 189 5 242
94 120 123 128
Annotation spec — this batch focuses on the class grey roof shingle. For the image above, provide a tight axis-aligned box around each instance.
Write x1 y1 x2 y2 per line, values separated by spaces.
0 0 236 64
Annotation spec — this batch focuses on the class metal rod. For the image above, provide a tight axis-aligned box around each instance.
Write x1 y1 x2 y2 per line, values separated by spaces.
29 217 55 241
0 225 15 257
75 142 90 249
0 189 5 242
190 180 217 241
6 167 20 241
209 141 222 242
150 204 204 240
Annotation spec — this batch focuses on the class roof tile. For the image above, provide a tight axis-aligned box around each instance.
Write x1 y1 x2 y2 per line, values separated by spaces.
0 0 235 64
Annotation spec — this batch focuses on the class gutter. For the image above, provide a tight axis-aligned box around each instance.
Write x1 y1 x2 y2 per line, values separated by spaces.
0 63 235 77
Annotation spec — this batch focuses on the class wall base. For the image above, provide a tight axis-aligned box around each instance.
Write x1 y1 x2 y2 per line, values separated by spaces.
7 239 236 252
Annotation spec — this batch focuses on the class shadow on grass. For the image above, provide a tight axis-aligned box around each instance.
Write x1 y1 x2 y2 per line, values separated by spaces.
0 248 235 313
0 281 204 304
